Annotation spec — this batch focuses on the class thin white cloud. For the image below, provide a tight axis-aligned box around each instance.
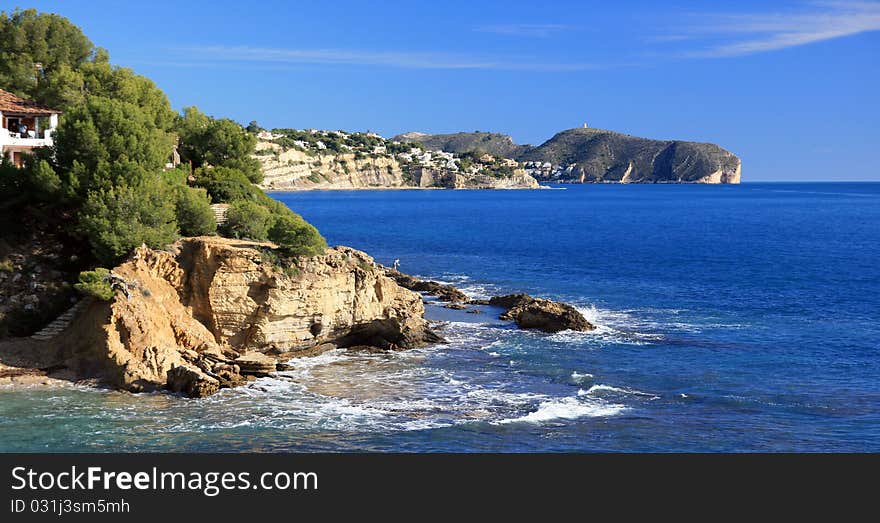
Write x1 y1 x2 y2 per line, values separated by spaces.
672 1 880 57
168 45 603 72
474 23 572 38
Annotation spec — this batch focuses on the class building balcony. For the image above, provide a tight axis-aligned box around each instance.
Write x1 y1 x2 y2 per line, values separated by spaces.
0 129 54 148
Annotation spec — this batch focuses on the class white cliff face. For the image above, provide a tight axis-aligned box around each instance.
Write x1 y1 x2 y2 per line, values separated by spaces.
695 159 742 184
257 143 409 190
255 140 541 190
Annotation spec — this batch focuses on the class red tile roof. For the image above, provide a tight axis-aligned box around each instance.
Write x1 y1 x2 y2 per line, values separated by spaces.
0 88 60 115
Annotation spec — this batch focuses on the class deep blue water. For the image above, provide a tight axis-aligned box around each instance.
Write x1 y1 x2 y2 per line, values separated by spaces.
1 183 878 451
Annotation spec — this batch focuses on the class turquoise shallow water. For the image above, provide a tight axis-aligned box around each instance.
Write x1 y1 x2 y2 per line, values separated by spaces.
2 182 878 452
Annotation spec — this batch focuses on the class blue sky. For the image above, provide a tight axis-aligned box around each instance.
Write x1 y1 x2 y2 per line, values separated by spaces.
10 0 880 180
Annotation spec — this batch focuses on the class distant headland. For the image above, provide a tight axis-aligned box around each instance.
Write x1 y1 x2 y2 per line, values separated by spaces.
255 125 740 191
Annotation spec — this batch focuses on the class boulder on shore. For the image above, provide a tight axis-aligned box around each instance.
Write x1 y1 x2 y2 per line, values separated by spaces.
166 365 220 398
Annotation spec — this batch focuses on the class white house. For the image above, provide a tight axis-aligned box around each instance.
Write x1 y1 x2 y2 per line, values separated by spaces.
0 88 60 167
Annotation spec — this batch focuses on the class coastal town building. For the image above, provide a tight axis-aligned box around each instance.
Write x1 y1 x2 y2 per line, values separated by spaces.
0 88 60 167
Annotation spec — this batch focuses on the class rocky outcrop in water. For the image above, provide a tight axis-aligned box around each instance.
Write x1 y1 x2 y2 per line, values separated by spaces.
5 237 439 397
385 269 470 303
485 294 594 333
388 271 594 333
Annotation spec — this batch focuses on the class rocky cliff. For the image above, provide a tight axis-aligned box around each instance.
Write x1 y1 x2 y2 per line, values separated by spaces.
15 237 438 396
255 139 540 190
258 143 410 190
396 127 742 184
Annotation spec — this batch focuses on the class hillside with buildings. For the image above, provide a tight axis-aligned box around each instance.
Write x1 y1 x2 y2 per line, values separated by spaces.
254 128 540 190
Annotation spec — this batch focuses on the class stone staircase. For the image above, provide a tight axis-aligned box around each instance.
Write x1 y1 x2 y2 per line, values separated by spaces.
31 298 90 341
211 203 229 226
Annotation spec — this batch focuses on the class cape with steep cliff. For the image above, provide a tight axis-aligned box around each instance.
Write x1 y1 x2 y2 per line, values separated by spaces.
394 127 742 184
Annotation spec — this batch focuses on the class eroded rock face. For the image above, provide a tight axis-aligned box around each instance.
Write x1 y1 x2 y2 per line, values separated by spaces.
178 240 435 351
54 237 439 396
489 294 594 333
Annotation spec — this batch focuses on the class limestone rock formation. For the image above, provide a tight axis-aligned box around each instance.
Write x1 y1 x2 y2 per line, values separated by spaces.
45 237 439 396
258 145 409 190
255 140 540 191
234 352 278 376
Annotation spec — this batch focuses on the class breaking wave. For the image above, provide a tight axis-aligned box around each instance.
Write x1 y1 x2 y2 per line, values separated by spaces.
494 396 627 425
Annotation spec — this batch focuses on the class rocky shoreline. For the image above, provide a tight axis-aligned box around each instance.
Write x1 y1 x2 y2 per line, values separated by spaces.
0 237 593 397
385 270 594 333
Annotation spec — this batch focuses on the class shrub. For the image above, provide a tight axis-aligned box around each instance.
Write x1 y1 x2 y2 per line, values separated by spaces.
192 166 257 203
25 159 63 200
74 268 115 300
268 212 326 257
78 175 178 265
0 154 64 203
175 185 216 236
177 107 262 183
224 199 272 240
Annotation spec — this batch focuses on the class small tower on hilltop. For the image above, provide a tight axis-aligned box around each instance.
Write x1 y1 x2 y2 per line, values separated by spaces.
582 122 589 129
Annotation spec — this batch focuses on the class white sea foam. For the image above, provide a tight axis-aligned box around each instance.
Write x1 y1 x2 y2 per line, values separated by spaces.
494 396 626 424
568 305 666 345
157 309 657 434
571 371 594 383
580 384 659 400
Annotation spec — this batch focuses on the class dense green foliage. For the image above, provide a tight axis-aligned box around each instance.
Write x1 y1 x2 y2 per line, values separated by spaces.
268 213 326 257
174 185 217 237
78 176 179 264
224 200 272 240
0 153 62 202
177 107 262 183
0 8 325 269
73 268 115 300
0 8 93 107
192 166 258 203
54 97 173 183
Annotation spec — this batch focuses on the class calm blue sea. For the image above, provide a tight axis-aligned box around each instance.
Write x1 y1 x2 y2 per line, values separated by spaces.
2 183 878 452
